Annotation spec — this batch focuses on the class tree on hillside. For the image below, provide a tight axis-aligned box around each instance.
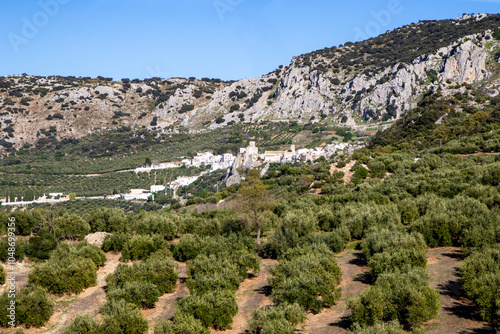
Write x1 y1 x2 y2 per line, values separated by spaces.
236 169 275 250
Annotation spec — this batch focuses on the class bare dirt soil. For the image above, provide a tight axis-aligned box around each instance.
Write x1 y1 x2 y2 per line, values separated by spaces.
425 248 495 334
2 252 121 334
212 259 278 334
330 161 357 184
143 261 189 333
302 249 370 334
2 247 495 334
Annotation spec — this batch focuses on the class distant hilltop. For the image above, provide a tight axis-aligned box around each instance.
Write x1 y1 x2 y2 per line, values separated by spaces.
1 14 500 151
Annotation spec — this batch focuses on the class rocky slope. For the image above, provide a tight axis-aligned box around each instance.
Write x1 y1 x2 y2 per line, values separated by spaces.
1 14 499 150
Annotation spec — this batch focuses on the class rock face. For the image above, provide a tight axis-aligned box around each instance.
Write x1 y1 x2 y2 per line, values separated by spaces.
441 40 489 83
0 14 499 150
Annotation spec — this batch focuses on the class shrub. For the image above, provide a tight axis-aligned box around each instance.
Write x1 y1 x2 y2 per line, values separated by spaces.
0 265 5 285
108 281 161 309
411 195 490 247
187 254 246 294
133 212 177 240
0 286 54 328
354 167 369 179
173 235 255 262
121 234 166 261
349 267 439 330
270 244 342 313
28 243 105 295
99 299 148 334
86 208 129 233
461 246 500 323
248 303 306 334
63 314 101 334
102 233 129 252
179 104 195 113
154 313 209 334
493 29 500 40
302 226 351 253
29 256 96 295
54 213 91 240
106 250 178 294
73 242 107 267
362 228 427 279
0 238 26 262
262 210 319 259
348 320 426 334
177 290 238 330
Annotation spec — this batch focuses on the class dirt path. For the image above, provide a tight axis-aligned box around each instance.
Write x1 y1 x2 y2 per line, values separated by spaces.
425 248 495 334
212 259 278 334
330 161 357 184
3 252 122 334
143 261 189 333
302 249 370 334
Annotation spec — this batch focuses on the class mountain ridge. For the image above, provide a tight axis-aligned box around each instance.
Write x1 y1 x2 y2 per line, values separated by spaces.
1 13 500 150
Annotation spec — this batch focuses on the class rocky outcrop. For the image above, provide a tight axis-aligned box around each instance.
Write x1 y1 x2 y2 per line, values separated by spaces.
0 14 499 150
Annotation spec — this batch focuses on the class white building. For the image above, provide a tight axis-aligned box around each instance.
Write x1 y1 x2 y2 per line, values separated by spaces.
169 176 199 189
222 153 235 163
123 189 152 201
150 185 166 193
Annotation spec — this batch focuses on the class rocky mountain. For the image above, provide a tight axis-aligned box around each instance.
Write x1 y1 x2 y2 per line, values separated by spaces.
1 14 500 150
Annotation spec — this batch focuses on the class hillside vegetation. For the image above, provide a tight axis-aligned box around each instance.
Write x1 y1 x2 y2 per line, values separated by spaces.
0 14 500 334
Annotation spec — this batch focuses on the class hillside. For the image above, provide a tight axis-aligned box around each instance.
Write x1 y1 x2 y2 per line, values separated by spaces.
1 14 500 151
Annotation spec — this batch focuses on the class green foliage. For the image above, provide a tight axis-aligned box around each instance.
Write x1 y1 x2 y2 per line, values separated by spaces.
26 234 56 259
362 228 427 279
354 166 369 180
186 250 260 294
102 233 129 252
270 244 342 313
493 29 500 40
177 290 238 330
302 226 351 253
341 203 401 240
349 267 439 330
348 320 426 334
262 209 319 258
173 234 255 262
0 286 54 328
121 234 166 261
99 298 149 334
0 237 27 262
63 314 101 334
411 195 491 247
28 243 105 295
86 208 128 233
132 212 178 240
461 246 500 324
0 265 5 284
106 249 178 294
248 303 306 334
154 313 209 334
108 281 161 309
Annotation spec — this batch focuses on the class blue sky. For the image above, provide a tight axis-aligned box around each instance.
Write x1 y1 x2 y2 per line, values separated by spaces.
0 0 499 81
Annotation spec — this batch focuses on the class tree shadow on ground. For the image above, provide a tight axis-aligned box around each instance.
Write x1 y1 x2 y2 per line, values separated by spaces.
348 252 367 267
353 272 372 284
459 326 496 334
444 302 484 322
442 251 466 261
255 285 272 296
328 315 351 331
437 276 463 300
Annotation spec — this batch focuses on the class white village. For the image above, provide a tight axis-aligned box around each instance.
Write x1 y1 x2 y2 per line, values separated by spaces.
0 141 362 206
